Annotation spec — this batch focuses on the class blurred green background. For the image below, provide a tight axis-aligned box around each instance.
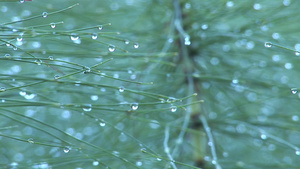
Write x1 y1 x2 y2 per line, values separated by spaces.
1 0 300 168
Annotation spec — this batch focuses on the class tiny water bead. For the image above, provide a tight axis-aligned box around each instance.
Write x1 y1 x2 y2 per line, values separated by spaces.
131 103 139 111
184 36 191 45
124 40 130 45
99 122 106 127
20 0 25 3
50 23 56 28
17 36 23 42
63 146 71 153
170 106 177 112
91 33 98 40
133 43 139 49
83 66 91 74
98 25 103 30
27 138 34 144
92 161 99 166
226 1 234 8
295 149 300 156
70 33 79 41
4 54 11 58
118 86 125 92
54 75 60 79
42 12 48 18
19 91 26 96
90 95 98 101
292 115 299 121
291 88 298 94
35 59 43 65
108 45 115 52
136 161 142 167
82 104 92 112
0 87 6 92
48 56 54 60
264 42 272 48
295 51 300 56
253 3 262 10
260 134 267 140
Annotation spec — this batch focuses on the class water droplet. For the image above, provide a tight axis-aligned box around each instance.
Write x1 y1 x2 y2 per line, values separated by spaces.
260 134 267 140
50 22 56 28
296 149 300 155
201 24 208 30
98 25 103 30
133 43 139 48
91 95 98 101
19 91 26 96
131 103 139 111
91 33 98 40
140 148 146 153
4 54 11 58
184 36 191 45
292 115 299 121
291 88 298 94
70 33 79 41
54 75 60 79
48 56 54 60
272 32 280 39
92 161 99 166
226 1 234 8
264 42 272 48
295 51 300 56
24 94 36 100
13 47 18 50
83 66 91 74
99 122 106 127
82 104 92 112
136 161 142 166
118 86 125 92
156 158 162 161
170 106 177 112
35 59 42 65
17 36 23 42
20 0 25 3
0 87 6 92
63 146 71 153
283 0 291 6
253 3 262 10
124 40 130 44
42 12 48 18
108 45 115 52
166 97 177 103
27 138 34 144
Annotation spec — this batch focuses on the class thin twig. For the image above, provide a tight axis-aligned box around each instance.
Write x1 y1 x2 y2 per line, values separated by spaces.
164 125 177 169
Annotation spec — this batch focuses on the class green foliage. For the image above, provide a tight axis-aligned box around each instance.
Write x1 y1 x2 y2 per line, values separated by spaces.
1 0 300 169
